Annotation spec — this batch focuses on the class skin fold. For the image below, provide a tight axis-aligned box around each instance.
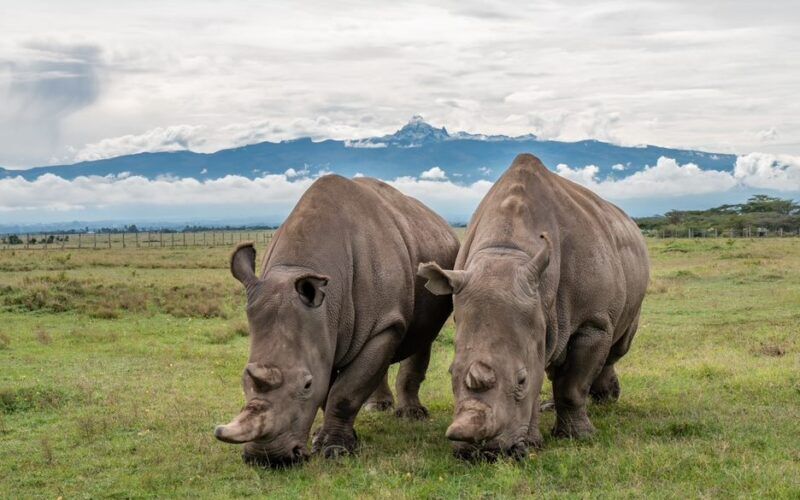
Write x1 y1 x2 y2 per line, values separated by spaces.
419 153 650 459
215 175 459 467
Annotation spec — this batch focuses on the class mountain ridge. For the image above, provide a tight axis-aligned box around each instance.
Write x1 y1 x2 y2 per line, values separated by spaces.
0 117 738 182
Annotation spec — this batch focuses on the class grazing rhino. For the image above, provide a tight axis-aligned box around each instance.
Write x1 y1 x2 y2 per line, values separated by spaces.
215 175 459 466
418 153 649 459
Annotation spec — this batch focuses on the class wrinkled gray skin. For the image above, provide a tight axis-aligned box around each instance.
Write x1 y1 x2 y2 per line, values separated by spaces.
419 154 649 459
215 175 459 467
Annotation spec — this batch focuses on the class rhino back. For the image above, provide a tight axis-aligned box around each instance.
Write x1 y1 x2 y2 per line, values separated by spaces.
263 174 458 366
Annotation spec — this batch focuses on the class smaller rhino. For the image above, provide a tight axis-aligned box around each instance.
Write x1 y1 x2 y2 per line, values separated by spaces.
419 154 649 459
215 175 459 466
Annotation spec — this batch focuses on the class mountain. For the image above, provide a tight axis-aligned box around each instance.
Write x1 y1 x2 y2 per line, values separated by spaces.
0 117 737 182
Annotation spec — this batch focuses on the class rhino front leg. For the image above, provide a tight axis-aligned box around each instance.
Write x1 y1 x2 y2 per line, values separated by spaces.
363 372 394 412
551 325 612 439
394 342 432 420
313 329 401 458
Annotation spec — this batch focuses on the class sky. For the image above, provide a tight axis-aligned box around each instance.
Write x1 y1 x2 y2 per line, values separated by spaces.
0 0 799 224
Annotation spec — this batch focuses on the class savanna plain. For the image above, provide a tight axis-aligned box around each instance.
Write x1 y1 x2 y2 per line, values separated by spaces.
0 237 798 498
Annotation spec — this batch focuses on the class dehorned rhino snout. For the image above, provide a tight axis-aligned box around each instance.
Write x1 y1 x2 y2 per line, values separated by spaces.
214 399 274 444
445 399 496 443
245 363 283 392
464 360 496 392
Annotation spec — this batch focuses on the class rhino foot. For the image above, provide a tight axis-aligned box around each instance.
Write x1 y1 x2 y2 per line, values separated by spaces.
524 429 544 450
363 399 394 412
395 405 429 420
552 414 596 440
589 371 621 404
311 427 359 458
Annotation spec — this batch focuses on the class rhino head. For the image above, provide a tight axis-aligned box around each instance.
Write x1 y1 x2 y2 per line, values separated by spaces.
418 234 551 459
214 243 334 467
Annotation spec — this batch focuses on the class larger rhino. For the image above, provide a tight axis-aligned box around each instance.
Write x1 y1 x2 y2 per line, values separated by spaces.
215 175 459 466
419 154 649 458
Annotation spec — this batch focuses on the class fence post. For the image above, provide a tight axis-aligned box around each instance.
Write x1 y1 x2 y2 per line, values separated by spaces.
136 232 139 248
122 232 126 249
108 233 111 248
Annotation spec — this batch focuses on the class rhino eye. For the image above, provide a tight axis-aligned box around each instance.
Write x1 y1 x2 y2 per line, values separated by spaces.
516 369 528 387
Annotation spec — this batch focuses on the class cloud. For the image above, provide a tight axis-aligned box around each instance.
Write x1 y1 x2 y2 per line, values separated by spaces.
733 153 800 191
70 119 391 161
0 173 315 212
0 168 492 222
73 125 206 161
4 40 103 119
0 40 105 165
555 154 800 199
420 166 447 180
756 127 779 142
611 163 626 171
1 151 797 223
3 1 800 167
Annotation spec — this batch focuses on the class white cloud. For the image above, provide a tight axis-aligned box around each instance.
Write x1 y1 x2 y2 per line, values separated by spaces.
420 166 447 181
611 163 626 171
284 167 310 178
734 153 800 191
556 154 800 199
386 177 493 212
0 169 492 222
0 173 314 212
0 154 797 223
3 1 800 166
73 125 207 161
756 127 779 142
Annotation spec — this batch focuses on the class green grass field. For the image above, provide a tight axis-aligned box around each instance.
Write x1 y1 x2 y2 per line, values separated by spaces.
1 239 798 498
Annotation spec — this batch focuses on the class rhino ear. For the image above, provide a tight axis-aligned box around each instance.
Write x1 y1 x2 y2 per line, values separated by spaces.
417 262 469 295
522 232 551 283
231 243 257 287
295 274 328 308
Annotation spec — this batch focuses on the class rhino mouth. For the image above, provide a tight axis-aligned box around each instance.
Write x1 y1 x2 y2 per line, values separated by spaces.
450 438 528 462
242 443 310 469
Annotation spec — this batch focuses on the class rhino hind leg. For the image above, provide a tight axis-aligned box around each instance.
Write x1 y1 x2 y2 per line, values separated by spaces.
551 325 612 439
394 342 432 420
589 365 621 403
363 373 394 412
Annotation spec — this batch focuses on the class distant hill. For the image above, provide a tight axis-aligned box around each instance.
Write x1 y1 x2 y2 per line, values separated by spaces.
0 116 736 181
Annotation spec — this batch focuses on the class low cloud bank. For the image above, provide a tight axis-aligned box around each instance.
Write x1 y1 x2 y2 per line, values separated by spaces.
0 154 797 223
556 153 799 199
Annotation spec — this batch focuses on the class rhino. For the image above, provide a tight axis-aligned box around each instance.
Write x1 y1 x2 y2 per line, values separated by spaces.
214 175 459 466
418 154 649 459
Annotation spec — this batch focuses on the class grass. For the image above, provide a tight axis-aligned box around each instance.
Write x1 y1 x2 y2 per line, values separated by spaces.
0 239 798 498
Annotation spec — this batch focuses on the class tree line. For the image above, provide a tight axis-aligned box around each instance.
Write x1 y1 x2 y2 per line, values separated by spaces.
635 195 799 235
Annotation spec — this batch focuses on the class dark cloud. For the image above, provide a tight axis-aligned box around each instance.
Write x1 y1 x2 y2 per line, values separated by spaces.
0 40 104 165
6 40 103 118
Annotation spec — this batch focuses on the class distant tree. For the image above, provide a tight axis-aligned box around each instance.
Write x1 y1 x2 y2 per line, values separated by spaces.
741 195 797 215
8 234 22 245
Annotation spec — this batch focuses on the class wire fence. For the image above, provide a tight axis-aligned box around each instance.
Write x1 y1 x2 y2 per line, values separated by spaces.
1 225 798 251
0 230 275 250
645 227 800 238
